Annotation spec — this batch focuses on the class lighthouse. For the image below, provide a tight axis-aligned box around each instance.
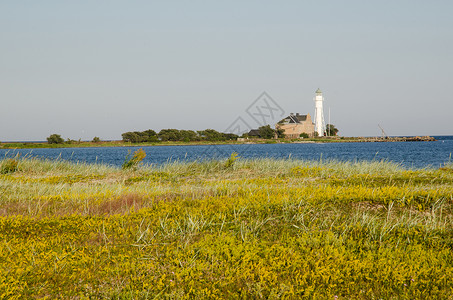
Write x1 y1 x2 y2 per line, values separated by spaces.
314 88 325 136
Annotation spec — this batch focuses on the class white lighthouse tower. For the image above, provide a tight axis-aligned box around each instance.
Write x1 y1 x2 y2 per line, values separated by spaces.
314 88 325 136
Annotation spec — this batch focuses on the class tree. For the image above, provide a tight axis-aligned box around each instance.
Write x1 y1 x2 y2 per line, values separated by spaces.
197 129 224 141
276 128 285 138
47 134 64 144
180 130 199 142
143 130 158 142
147 135 159 143
92 137 101 143
325 124 339 136
121 130 158 143
223 133 239 140
134 131 148 142
299 133 309 138
158 129 182 141
142 129 157 137
66 138 77 144
122 132 140 143
258 125 275 139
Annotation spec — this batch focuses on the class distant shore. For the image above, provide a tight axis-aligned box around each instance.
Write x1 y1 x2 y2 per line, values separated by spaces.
0 136 437 149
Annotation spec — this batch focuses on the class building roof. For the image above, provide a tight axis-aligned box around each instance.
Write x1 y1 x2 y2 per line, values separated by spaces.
247 129 260 136
279 113 308 124
316 88 322 94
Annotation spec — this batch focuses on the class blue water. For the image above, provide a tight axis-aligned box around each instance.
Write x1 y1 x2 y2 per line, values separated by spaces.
1 136 452 169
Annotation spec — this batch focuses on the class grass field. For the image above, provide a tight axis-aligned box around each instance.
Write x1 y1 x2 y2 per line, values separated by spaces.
1 154 452 298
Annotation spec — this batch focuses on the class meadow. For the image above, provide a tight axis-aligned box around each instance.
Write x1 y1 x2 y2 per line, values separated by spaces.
1 153 452 299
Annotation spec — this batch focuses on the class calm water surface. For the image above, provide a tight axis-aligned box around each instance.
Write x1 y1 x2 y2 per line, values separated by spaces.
1 136 452 169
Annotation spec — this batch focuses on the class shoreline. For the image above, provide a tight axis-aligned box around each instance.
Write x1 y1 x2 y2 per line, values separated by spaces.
0 135 438 149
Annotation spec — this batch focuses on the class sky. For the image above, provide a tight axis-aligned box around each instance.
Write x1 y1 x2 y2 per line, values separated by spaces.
1 0 452 141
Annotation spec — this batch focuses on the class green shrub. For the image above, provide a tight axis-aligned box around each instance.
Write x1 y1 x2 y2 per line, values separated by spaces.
258 125 275 139
122 148 147 170
299 133 309 138
1 158 19 174
47 134 64 144
224 152 239 168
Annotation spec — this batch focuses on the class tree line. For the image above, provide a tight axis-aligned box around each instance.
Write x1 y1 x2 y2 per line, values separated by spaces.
46 134 101 144
121 129 239 143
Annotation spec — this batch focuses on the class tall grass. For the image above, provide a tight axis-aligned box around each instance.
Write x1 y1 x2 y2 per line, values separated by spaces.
0 156 452 298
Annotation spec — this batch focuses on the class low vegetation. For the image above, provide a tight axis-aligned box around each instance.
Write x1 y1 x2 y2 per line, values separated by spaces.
46 134 65 144
122 148 147 170
0 156 452 298
0 156 19 174
325 123 339 136
122 129 239 143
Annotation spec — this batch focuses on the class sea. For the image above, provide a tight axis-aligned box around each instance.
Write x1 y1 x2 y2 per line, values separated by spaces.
1 136 452 169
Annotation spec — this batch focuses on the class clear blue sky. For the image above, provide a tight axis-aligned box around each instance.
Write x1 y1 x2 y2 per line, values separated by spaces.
1 1 452 141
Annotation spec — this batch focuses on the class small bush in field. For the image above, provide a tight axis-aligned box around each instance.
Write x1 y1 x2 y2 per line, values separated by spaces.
224 152 239 168
1 158 19 174
47 134 64 144
122 148 146 170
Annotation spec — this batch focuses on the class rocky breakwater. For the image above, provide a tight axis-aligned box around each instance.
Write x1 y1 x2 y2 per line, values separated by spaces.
353 136 437 142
